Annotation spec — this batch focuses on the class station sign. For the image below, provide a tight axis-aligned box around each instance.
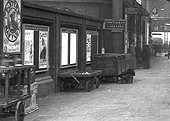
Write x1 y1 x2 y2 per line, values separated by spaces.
152 17 170 32
103 19 126 30
142 16 150 22
125 8 138 14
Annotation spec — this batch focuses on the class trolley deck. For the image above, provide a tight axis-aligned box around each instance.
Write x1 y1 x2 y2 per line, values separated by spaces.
91 53 133 83
58 70 102 92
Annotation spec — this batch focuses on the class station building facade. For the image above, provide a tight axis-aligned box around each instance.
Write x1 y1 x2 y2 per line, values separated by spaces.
0 0 151 97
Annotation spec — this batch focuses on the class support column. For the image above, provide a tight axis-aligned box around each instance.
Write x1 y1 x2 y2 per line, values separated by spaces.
146 0 151 13
146 0 151 45
112 0 124 53
78 19 86 70
112 0 122 19
55 14 60 93
0 0 3 55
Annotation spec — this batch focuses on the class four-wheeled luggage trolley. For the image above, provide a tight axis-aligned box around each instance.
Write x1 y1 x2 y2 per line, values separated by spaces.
0 66 35 121
91 53 134 84
58 70 102 92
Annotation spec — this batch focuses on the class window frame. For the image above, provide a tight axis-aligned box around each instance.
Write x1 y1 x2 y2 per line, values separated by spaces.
23 24 49 73
60 28 78 68
86 30 99 64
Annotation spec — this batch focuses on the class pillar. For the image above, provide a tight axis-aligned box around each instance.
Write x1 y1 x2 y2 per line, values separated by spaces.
112 0 122 19
146 0 151 45
112 0 124 53
0 0 3 54
146 0 151 13
78 19 86 70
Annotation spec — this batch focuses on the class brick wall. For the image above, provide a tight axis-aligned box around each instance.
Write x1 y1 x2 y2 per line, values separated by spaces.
36 76 54 98
24 0 112 19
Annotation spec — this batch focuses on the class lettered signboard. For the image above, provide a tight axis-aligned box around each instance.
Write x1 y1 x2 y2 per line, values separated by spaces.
3 0 22 53
103 19 126 32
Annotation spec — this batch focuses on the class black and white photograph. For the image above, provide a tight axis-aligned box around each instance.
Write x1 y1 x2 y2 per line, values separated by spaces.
1 0 170 121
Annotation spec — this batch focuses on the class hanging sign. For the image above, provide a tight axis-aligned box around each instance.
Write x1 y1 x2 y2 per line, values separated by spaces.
103 19 126 30
3 0 22 53
125 8 138 14
151 7 158 17
142 16 148 21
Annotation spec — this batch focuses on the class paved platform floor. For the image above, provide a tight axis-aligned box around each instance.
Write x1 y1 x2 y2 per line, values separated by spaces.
2 55 170 121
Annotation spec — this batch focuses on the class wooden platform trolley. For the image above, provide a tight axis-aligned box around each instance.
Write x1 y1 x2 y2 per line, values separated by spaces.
58 70 102 92
91 53 134 84
0 65 35 121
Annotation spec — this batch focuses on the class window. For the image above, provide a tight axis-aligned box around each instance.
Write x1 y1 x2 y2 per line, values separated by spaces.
86 30 99 62
61 28 78 67
23 24 49 72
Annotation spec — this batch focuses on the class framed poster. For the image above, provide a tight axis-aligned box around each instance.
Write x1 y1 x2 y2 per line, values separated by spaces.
61 32 68 66
23 24 49 71
70 33 77 64
86 34 91 62
86 30 99 63
39 31 48 69
24 30 34 65
3 0 22 53
60 28 78 68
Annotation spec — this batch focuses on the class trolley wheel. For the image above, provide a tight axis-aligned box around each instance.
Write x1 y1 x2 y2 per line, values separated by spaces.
15 101 25 121
129 75 133 83
61 81 70 91
86 80 93 92
120 77 126 84
95 77 100 88
126 75 133 83
70 85 76 90
114 76 118 83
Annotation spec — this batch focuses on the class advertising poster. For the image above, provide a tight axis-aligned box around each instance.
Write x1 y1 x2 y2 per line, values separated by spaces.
24 30 34 65
3 0 21 53
24 24 49 71
39 31 48 69
70 33 77 64
61 32 68 66
86 34 91 62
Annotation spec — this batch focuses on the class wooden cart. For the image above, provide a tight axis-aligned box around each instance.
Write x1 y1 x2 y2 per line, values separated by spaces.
0 66 35 121
58 70 102 92
91 53 133 83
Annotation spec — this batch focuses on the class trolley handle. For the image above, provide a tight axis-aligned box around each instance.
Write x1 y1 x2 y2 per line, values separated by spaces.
70 74 80 83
